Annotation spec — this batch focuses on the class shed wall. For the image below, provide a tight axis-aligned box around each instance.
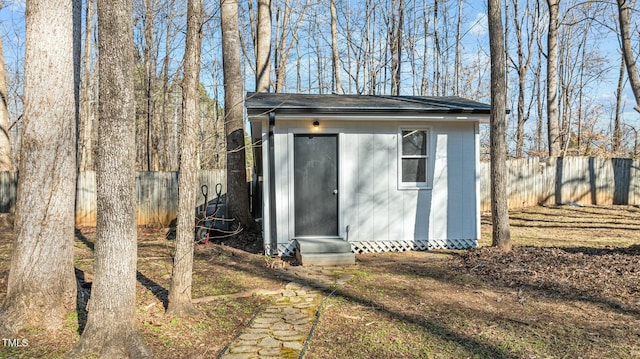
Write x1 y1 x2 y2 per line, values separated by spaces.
269 119 479 255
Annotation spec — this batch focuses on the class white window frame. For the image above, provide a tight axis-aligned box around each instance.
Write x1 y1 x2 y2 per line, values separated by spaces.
398 127 430 190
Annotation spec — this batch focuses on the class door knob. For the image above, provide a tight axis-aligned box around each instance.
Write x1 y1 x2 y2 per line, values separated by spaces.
332 189 338 195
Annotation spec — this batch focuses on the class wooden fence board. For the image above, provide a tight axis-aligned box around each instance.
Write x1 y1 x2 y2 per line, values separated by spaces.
2 157 639 222
1 170 226 226
480 157 640 211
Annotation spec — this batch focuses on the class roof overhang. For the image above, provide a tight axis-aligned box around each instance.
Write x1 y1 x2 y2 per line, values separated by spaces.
246 92 491 124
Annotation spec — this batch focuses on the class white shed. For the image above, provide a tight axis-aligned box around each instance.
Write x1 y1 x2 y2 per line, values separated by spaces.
246 93 490 264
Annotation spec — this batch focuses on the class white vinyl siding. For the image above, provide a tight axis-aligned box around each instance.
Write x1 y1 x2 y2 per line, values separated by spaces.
267 119 478 248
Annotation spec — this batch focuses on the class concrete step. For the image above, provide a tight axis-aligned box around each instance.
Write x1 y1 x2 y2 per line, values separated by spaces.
295 252 355 266
295 237 352 254
294 238 354 266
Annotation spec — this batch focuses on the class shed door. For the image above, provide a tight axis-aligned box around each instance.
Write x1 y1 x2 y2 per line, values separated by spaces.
294 134 338 236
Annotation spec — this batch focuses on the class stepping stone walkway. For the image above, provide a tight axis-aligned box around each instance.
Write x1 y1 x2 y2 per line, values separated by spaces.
219 266 354 359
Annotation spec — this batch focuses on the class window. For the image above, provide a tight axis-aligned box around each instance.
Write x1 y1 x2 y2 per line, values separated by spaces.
399 129 429 188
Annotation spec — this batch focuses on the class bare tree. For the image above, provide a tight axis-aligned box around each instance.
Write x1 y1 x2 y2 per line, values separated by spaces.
70 0 151 356
433 0 441 95
421 1 431 95
79 0 95 171
167 0 203 316
0 5 11 171
614 56 625 154
453 0 462 96
330 0 343 94
273 0 310 93
488 0 511 251
144 0 159 170
160 0 177 170
510 0 535 158
256 0 272 92
546 0 561 156
0 0 77 334
222 0 253 230
390 0 404 95
617 0 640 113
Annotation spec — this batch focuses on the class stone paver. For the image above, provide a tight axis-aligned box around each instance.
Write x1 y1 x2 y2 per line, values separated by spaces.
219 266 354 358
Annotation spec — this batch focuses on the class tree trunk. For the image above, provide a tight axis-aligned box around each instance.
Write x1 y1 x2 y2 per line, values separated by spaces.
144 0 159 170
0 6 12 171
488 0 511 251
79 0 94 171
546 0 561 156
535 0 543 154
453 0 462 96
256 0 271 92
390 0 404 96
617 0 640 113
274 5 287 92
0 0 77 334
167 0 203 316
222 0 253 230
273 0 309 93
512 0 532 158
161 0 176 170
330 0 343 94
70 0 151 356
420 0 430 95
433 0 441 96
614 56 625 155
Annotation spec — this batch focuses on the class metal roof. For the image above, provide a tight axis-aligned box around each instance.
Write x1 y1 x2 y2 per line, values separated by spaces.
245 92 491 116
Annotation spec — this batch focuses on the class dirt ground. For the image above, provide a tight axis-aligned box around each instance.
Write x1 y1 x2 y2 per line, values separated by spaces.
1 205 639 358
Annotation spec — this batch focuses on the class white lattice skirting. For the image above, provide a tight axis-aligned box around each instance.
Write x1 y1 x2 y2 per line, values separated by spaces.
264 242 298 257
268 239 477 256
350 239 477 254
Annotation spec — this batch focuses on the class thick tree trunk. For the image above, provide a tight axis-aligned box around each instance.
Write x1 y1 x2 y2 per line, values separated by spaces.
546 0 561 156
330 0 343 94
0 11 11 171
0 0 77 334
256 0 271 92
70 1 151 357
167 0 203 316
617 0 640 113
488 0 511 251
222 0 253 231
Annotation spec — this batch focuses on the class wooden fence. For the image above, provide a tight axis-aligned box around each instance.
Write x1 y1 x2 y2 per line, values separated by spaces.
3 157 639 224
480 157 640 211
1 170 226 226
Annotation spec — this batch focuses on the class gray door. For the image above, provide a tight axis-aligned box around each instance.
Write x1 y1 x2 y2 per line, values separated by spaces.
294 134 338 236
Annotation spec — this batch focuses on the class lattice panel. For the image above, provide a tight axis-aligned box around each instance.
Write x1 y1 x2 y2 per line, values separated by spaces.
275 242 297 256
268 239 477 256
350 239 477 254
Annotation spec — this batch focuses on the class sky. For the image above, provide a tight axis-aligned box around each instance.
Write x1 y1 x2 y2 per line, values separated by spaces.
1 0 639 151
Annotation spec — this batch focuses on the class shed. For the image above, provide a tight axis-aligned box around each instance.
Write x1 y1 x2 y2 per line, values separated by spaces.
246 92 490 265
